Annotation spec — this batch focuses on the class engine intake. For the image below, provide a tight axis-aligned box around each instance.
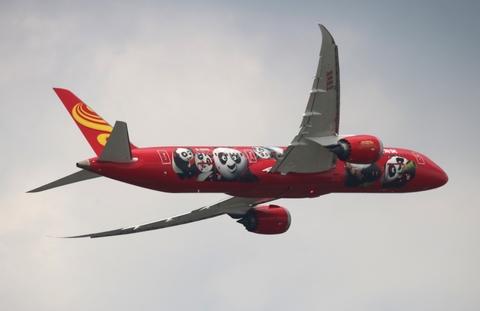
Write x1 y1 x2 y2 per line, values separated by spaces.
329 135 383 164
237 205 291 235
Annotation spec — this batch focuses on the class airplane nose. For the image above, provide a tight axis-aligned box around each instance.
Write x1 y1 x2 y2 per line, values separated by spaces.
425 160 448 189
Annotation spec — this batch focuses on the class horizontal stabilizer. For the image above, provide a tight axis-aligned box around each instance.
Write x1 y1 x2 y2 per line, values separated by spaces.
27 170 101 193
97 121 133 162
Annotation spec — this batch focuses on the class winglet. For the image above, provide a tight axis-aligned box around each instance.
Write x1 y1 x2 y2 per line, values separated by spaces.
53 88 113 156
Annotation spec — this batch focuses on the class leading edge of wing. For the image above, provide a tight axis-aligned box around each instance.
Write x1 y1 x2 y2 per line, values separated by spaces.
60 196 276 238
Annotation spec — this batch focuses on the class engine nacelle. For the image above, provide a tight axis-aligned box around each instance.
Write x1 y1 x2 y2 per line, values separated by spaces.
237 205 291 235
329 135 383 164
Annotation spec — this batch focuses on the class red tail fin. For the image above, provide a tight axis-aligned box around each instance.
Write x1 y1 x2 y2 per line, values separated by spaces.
53 88 114 156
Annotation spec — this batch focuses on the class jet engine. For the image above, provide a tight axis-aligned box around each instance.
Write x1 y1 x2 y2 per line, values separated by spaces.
329 135 383 164
236 205 291 234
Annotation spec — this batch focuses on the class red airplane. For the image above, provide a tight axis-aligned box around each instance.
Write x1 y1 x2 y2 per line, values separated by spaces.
29 24 448 238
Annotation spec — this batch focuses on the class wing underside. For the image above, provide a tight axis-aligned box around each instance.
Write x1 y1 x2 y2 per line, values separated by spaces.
63 196 276 238
271 24 340 174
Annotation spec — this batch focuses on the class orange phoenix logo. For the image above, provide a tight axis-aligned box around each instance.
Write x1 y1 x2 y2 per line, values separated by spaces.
360 140 377 149
72 102 112 146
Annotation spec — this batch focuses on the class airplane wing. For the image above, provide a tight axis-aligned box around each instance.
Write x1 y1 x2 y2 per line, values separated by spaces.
271 24 340 174
62 196 276 238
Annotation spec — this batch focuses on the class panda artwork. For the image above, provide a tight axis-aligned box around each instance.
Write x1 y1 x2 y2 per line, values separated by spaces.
344 163 382 187
213 148 247 181
253 146 284 160
195 151 214 181
212 148 259 182
172 148 197 180
265 147 284 160
382 156 417 188
253 147 272 160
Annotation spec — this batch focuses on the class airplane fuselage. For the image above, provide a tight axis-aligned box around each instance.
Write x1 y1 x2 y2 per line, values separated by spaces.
81 146 448 199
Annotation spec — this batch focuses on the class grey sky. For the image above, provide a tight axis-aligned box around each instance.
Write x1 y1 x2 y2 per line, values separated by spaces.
1 1 479 310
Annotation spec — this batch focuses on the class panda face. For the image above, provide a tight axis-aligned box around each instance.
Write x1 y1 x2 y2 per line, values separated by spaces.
175 148 194 162
214 148 248 180
195 152 213 173
384 156 405 182
253 147 271 159
266 147 284 159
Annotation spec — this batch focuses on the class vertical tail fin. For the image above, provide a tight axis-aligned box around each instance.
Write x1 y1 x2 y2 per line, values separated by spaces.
53 88 135 156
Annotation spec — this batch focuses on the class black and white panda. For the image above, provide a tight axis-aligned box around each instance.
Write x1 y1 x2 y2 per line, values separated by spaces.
213 148 248 181
253 146 284 160
253 147 272 159
172 148 197 180
382 156 417 188
195 151 214 181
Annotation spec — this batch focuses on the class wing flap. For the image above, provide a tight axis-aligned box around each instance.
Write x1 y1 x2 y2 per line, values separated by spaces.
271 138 335 174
